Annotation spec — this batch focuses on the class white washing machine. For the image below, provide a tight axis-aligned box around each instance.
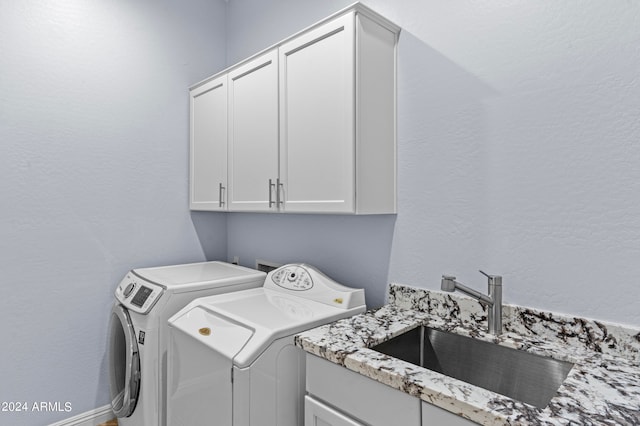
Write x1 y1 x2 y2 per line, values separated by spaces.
166 263 366 426
108 261 266 426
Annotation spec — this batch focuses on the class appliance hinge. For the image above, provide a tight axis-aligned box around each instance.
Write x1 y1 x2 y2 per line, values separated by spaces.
230 367 234 383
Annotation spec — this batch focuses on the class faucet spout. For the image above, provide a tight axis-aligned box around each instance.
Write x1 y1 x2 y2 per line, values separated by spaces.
440 271 503 335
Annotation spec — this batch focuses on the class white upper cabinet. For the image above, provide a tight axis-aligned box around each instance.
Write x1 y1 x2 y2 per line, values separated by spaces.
279 10 398 213
190 75 227 211
189 3 399 214
279 13 356 213
227 50 279 212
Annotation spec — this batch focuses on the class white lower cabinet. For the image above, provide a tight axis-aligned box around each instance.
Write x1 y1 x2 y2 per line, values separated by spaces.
305 354 478 426
306 354 420 426
422 401 477 426
305 397 364 426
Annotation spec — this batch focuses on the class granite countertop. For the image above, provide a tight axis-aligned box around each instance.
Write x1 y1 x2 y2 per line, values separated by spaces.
295 284 640 425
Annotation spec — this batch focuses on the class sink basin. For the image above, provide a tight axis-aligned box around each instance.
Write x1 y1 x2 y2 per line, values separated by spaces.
371 326 574 408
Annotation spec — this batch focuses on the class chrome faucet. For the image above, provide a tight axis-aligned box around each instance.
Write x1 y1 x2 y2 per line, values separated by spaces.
441 271 503 335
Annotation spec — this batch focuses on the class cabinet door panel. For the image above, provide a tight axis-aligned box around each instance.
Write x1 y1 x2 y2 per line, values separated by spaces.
305 396 364 426
306 355 420 426
279 13 355 213
190 76 227 210
228 50 279 211
422 401 477 426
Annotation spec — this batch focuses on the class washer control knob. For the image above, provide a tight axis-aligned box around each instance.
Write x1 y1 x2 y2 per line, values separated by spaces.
123 282 135 297
287 272 297 282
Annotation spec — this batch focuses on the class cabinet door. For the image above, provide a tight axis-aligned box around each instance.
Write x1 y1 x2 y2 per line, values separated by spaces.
228 50 279 211
190 75 227 210
279 13 356 213
305 396 364 426
306 355 421 426
422 401 478 426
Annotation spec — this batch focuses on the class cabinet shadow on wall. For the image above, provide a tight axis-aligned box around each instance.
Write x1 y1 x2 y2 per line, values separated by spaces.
190 210 229 261
389 29 498 288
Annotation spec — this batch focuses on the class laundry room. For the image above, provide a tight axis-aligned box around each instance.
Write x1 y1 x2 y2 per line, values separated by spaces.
2 1 640 425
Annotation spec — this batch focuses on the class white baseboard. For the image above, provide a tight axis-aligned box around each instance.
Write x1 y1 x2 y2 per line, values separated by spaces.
48 404 115 426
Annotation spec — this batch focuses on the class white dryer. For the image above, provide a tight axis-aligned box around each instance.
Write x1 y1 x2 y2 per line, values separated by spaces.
108 261 266 426
166 263 366 426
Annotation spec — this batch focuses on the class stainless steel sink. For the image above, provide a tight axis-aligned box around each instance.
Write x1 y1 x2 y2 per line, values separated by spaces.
371 326 574 408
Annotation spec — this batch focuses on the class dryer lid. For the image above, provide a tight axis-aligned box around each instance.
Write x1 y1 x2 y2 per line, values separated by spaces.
133 261 266 292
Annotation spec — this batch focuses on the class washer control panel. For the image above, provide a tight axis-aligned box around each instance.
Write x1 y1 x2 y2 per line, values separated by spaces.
271 265 313 291
265 263 366 309
115 272 164 314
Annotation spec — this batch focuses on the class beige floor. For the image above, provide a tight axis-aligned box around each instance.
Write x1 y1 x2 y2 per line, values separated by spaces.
98 420 118 426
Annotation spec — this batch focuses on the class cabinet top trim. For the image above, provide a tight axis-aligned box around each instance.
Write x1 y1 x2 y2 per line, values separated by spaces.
190 2 400 91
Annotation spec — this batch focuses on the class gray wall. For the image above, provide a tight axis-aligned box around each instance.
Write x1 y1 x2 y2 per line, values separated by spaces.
2 1 640 424
0 1 227 424
225 0 640 325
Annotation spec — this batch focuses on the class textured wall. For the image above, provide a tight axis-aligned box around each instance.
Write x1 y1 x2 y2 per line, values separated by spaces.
0 1 227 424
225 0 640 327
2 1 639 423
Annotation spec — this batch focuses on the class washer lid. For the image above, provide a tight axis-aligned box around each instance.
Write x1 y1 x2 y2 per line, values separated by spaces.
132 261 266 292
192 288 365 368
169 305 253 360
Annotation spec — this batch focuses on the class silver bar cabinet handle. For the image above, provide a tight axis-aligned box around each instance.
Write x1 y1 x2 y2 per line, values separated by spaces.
218 183 225 208
276 178 283 206
268 179 275 207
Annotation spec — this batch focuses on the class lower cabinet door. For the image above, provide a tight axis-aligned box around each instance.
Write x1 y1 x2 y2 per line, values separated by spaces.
421 401 478 426
305 396 365 426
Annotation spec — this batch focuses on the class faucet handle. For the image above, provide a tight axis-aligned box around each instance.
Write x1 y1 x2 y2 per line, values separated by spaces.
479 270 502 285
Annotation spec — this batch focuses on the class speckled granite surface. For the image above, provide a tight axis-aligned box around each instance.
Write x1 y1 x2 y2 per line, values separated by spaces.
295 283 640 425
